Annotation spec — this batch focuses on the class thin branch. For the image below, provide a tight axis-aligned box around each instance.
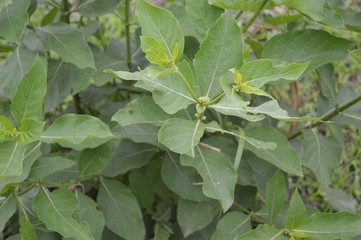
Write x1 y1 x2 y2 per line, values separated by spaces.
125 0 132 72
243 0 270 32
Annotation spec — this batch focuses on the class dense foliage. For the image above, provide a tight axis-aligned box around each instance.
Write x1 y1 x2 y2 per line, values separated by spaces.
0 0 361 239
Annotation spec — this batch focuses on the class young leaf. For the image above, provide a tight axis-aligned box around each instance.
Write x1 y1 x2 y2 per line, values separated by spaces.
40 114 115 150
36 23 95 69
140 36 173 66
17 119 45 144
350 49 361 64
302 130 342 186
72 0 122 17
185 0 223 42
194 13 243 98
0 141 27 178
245 126 303 176
19 216 37 240
112 96 173 126
10 55 47 124
262 29 353 72
32 187 95 240
180 146 237 211
211 212 251 240
136 0 184 59
293 212 361 240
28 156 75 179
235 224 287 240
158 119 206 157
97 178 145 240
78 142 114 177
177 199 220 237
0 115 17 140
266 170 286 224
0 0 29 43
0 194 16 231
284 189 306 230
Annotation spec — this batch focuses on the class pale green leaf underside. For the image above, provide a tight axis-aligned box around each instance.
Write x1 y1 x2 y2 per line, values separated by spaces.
211 212 251 240
235 224 287 240
0 141 27 178
0 194 17 231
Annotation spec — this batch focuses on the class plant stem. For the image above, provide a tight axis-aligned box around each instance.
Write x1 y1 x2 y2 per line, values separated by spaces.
243 0 270 32
174 66 200 104
204 92 225 106
125 0 132 72
62 0 70 24
289 93 361 140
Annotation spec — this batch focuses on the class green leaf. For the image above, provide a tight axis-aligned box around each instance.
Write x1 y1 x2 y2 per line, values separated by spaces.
159 119 206 157
318 64 337 102
0 194 16 231
0 140 27 178
153 224 170 240
101 140 158 177
293 212 361 240
326 187 357 213
180 146 237 211
36 23 95 69
75 191 105 240
302 130 342 186
262 29 354 72
129 170 155 209
266 170 286 224
136 0 184 59
276 0 325 21
209 0 269 11
28 156 75 179
72 0 121 17
10 55 47 124
97 178 145 240
239 59 309 88
0 0 29 43
78 142 114 177
194 13 243 98
186 0 223 42
211 212 251 240
33 187 94 240
350 49 361 64
140 36 173 66
0 47 37 99
245 126 303 176
0 0 12 10
112 96 173 126
284 189 306 230
19 216 37 240
0 115 16 140
235 224 287 240
17 119 45 144
40 114 115 150
161 151 207 202
177 199 220 237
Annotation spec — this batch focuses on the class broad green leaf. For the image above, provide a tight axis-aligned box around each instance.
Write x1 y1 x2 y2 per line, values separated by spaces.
0 194 16 231
276 0 325 21
136 0 184 59
140 36 173 66
101 140 158 177
98 178 145 240
266 170 286 224
186 0 223 42
209 0 269 11
0 0 12 10
0 140 27 178
10 55 47 124
17 119 45 144
75 191 105 240
153 224 170 240
245 126 303 176
211 212 251 240
108 63 195 114
177 199 220 237
40 114 115 150
350 49 361 64
161 151 207 202
318 64 337 102
112 96 173 126
326 187 357 213
115 124 162 147
129 170 155 209
284 189 306 230
340 11 361 33
293 212 361 240
240 59 309 88
0 47 37 99
159 119 206 157
36 23 95 69
194 13 243 98
0 0 29 43
19 216 37 240
262 29 353 72
72 0 122 17
302 130 342 186
28 156 75 179
180 146 237 211
33 187 94 240
78 142 114 177
235 224 287 240
0 115 16 140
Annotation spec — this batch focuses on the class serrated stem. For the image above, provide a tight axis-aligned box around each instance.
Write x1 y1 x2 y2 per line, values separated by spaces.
289 93 361 140
173 65 201 104
243 0 270 32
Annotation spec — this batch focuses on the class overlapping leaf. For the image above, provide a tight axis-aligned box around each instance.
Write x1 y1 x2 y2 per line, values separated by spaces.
266 170 286 224
211 212 251 240
0 194 16 231
73 0 122 17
